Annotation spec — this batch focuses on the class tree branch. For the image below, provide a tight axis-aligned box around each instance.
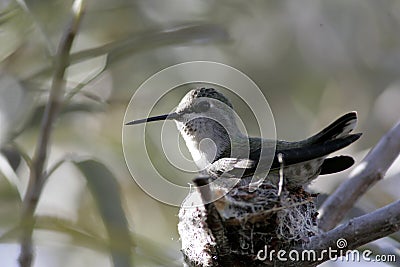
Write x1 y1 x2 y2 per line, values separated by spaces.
18 1 85 266
306 200 400 265
318 120 400 231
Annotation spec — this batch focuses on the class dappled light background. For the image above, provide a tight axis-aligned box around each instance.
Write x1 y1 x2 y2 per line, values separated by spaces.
0 0 399 266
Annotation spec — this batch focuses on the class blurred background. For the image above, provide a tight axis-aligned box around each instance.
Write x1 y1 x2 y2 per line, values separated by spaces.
0 0 399 266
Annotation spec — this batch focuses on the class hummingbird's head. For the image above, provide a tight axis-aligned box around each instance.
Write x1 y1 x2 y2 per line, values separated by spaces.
173 88 240 137
171 88 243 168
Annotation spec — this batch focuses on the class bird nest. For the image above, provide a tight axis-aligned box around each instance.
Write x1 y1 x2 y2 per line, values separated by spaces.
178 180 319 266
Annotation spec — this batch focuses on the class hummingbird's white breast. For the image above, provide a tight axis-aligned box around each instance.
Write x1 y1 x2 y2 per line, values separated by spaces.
175 120 223 171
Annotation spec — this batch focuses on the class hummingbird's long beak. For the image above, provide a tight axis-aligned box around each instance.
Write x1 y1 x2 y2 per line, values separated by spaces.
125 112 179 125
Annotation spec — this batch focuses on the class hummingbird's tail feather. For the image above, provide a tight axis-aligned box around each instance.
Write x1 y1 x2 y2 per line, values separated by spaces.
304 111 358 145
272 133 362 169
319 155 355 175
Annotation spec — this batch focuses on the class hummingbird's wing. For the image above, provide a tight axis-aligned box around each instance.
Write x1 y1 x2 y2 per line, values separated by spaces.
207 112 361 186
242 112 359 169
206 158 256 178
238 133 361 179
270 133 361 170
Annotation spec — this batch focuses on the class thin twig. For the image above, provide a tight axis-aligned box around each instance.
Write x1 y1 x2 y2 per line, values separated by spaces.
18 1 85 267
318 120 400 231
192 177 232 260
277 153 284 196
306 200 400 265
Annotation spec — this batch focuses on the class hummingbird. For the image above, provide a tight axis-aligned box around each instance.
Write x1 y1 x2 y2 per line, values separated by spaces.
126 88 361 189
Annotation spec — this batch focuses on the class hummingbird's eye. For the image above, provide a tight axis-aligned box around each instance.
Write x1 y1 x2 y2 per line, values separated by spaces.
193 101 210 113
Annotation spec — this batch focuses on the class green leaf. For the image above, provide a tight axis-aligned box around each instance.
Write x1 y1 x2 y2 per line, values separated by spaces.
72 23 229 65
75 159 132 267
28 23 229 80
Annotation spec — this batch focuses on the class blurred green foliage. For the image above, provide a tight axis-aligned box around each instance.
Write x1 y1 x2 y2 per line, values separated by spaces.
0 0 399 266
